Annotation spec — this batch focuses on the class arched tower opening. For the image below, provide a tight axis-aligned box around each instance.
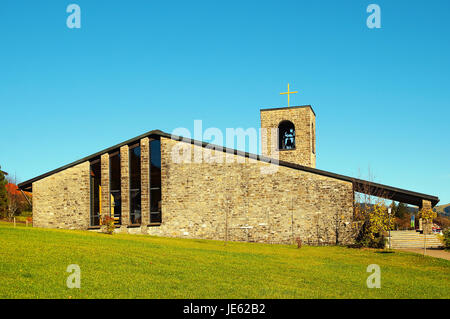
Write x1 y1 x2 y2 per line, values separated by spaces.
278 120 295 150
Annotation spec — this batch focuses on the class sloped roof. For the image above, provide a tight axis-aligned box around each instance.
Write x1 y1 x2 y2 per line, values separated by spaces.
18 129 440 207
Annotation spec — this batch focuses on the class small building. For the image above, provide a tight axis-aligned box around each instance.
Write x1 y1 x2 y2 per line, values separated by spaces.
18 105 439 244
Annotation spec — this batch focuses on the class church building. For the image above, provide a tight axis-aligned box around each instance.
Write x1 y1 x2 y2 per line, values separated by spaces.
18 105 439 245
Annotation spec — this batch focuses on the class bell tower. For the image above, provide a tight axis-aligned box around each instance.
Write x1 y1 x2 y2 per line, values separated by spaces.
260 105 316 168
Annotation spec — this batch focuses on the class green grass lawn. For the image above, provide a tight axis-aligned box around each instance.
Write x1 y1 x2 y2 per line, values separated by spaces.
0 222 448 299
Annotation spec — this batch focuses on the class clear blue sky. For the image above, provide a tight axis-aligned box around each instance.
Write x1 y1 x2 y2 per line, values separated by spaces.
1 0 449 204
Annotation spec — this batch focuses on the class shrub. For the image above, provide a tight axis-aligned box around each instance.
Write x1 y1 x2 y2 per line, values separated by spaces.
370 235 386 249
295 237 302 249
355 220 387 249
442 229 450 250
102 216 115 235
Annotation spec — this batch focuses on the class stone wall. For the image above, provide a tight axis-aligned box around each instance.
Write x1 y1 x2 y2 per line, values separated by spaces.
260 106 316 168
140 138 150 232
30 135 356 245
32 161 90 229
100 153 110 218
158 137 355 245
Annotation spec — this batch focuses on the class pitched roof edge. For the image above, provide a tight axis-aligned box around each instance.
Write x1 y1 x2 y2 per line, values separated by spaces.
260 105 316 116
18 129 166 190
18 130 440 207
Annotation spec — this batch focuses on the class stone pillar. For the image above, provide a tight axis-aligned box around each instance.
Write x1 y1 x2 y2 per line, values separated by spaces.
140 138 150 232
100 153 110 220
120 145 130 230
421 199 433 235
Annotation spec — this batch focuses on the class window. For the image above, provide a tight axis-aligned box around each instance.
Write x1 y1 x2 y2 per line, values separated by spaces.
110 152 121 225
90 159 101 226
129 144 141 224
278 120 295 150
311 122 315 154
150 139 162 223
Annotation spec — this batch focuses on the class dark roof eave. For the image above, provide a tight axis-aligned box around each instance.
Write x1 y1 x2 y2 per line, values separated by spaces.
18 129 168 190
18 130 439 207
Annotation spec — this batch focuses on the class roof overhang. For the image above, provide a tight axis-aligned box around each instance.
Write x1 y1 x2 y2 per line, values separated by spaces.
18 130 440 207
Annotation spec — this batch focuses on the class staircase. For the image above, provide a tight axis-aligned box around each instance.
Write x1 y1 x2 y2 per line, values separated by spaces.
388 230 443 249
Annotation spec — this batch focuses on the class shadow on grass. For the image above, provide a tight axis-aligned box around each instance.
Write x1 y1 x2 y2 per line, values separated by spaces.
375 250 395 254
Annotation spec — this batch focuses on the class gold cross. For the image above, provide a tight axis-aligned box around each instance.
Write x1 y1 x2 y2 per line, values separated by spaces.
280 83 298 107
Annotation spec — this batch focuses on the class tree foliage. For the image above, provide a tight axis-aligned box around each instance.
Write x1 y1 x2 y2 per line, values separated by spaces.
356 201 392 248
366 202 392 240
0 166 8 218
418 207 437 221
395 202 409 219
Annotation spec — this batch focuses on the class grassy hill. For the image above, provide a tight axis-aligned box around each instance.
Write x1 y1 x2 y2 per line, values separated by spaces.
434 203 450 217
0 222 448 299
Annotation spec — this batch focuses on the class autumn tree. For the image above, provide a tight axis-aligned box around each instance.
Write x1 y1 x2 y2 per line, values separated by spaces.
418 207 437 255
0 166 8 218
354 168 393 248
395 202 409 219
367 202 392 238
6 174 21 220
391 202 414 230
418 207 437 233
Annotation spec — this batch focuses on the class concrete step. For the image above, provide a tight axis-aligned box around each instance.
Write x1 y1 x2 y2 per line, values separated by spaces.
388 231 443 249
392 246 442 249
392 238 440 243
392 242 441 245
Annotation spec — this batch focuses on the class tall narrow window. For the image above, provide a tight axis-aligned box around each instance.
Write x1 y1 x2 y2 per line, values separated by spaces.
150 139 162 224
109 152 121 225
90 159 101 226
278 120 295 150
129 144 141 224
311 122 315 154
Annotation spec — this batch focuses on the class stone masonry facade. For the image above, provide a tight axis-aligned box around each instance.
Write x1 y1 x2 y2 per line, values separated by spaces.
100 153 110 218
140 137 150 232
30 136 356 245
260 106 316 168
33 161 90 229
157 137 355 245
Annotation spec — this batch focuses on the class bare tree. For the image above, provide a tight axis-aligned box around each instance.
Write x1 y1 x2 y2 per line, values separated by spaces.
6 173 21 220
354 167 392 219
353 167 394 246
